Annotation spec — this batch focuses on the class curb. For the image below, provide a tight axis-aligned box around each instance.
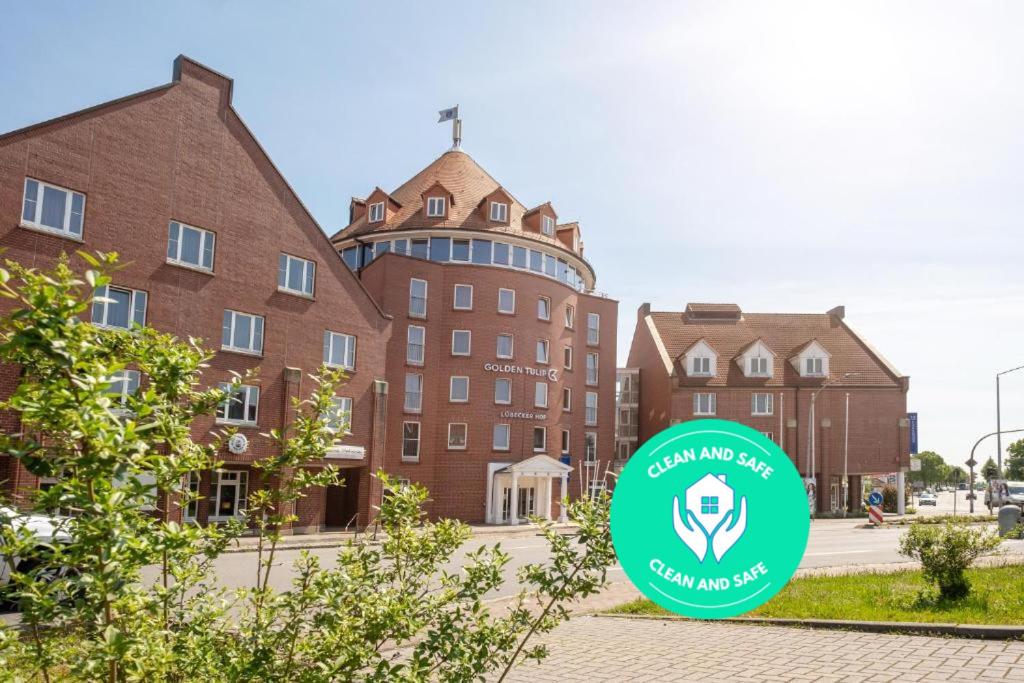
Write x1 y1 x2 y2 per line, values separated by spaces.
593 613 1024 640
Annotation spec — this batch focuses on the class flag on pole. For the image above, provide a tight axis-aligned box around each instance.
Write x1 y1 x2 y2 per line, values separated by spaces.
438 106 458 123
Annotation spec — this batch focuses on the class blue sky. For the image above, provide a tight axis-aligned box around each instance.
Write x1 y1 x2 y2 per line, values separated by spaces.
3 1 1023 469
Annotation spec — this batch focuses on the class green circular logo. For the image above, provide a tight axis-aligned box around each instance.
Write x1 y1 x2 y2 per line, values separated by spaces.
611 419 809 619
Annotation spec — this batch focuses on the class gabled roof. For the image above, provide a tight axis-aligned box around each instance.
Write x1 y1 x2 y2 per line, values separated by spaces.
497 454 573 476
523 201 557 219
735 338 776 359
792 339 831 358
682 338 717 357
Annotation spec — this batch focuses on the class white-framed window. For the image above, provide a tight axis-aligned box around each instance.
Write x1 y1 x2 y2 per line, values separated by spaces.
587 312 600 345
21 178 85 238
495 378 512 405
409 278 428 318
562 387 572 411
762 431 775 443
404 373 423 413
585 392 598 425
536 339 550 364
496 333 514 359
586 352 599 385
564 346 573 370
216 384 260 425
426 196 446 217
451 329 471 356
451 239 470 262
752 393 774 416
537 297 551 321
278 253 315 296
221 310 265 355
490 201 508 222
584 432 597 463
407 325 425 365
533 426 547 452
368 201 386 223
564 304 575 329
493 423 511 450
323 396 353 434
498 288 516 314
805 357 824 376
541 215 555 236
535 381 548 408
749 357 770 377
209 470 248 521
447 422 467 450
691 356 713 376
108 369 140 412
167 221 215 271
323 330 357 370
184 471 200 522
92 285 147 329
453 284 473 310
449 376 469 403
402 422 420 461
561 429 571 454
693 392 716 416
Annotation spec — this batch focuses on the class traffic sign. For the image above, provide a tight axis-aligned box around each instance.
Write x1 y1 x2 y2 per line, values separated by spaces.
910 458 922 472
868 505 884 525
867 491 883 507
965 458 977 468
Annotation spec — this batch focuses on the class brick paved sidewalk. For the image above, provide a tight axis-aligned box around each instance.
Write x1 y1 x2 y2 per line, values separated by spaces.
497 615 1024 682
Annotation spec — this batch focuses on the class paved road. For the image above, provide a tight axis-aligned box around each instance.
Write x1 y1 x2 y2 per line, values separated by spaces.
912 489 989 517
496 615 1024 682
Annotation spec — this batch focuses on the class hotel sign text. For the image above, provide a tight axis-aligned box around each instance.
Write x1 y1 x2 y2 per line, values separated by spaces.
483 363 559 382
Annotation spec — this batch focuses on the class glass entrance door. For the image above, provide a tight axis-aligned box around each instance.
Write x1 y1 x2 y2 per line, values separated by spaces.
517 487 536 518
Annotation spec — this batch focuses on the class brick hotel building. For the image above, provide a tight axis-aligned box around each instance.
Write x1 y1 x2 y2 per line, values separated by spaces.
0 56 617 530
622 302 910 513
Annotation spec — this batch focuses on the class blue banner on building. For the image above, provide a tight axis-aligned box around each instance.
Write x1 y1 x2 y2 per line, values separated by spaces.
908 412 918 454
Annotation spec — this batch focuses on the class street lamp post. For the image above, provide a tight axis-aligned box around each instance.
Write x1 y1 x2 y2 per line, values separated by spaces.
807 372 858 516
996 365 1024 472
968 427 1024 513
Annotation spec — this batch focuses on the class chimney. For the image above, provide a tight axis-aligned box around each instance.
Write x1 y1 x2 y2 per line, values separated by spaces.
638 302 651 321
827 305 845 319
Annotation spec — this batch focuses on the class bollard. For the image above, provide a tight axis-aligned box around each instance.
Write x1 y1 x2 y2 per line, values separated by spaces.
997 504 1022 537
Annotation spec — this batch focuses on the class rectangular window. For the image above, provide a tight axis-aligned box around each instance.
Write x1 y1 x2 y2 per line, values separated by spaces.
447 423 467 450
529 250 543 272
451 329 471 356
323 396 353 434
109 369 140 410
221 310 265 355
495 378 512 404
587 313 600 345
544 254 557 277
490 201 508 222
564 346 573 370
512 246 528 269
584 432 597 463
534 381 548 408
533 426 546 452
498 288 516 314
369 201 385 222
453 284 473 310
691 357 712 376
394 239 408 255
693 393 716 416
407 325 425 365
451 238 471 262
541 215 555 236
323 330 357 370
562 387 572 411
411 238 429 259
409 278 428 317
585 392 598 425
493 423 510 450
537 297 551 321
21 178 85 238
404 374 423 413
493 242 510 265
429 237 450 262
471 239 492 264
278 253 315 296
564 304 575 329
92 285 147 329
752 393 774 416
449 376 469 403
561 429 571 454
762 431 775 443
402 422 420 461
167 221 215 271
749 357 770 376
216 384 260 425
426 196 446 217
586 352 599 385
805 357 824 376
209 470 248 520
536 339 549 364
496 333 514 359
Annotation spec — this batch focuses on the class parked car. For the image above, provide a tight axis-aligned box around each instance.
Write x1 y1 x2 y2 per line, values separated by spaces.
0 506 74 606
957 483 968 490
919 492 938 506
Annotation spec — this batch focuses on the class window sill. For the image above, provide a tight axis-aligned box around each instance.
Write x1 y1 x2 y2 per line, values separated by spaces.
453 307 473 312
408 313 427 321
497 311 517 316
447 446 467 451
276 287 315 301
166 259 214 275
401 458 420 463
693 414 716 418
752 413 774 418
220 347 264 358
451 353 471 358
324 362 356 372
404 409 422 415
19 221 84 243
449 399 469 404
493 448 511 452
216 419 258 428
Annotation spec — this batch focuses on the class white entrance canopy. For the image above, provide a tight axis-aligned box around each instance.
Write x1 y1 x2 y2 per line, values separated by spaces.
487 455 574 526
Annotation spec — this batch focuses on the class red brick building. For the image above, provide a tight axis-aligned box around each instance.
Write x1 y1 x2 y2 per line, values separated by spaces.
624 302 910 513
0 56 394 533
331 149 618 524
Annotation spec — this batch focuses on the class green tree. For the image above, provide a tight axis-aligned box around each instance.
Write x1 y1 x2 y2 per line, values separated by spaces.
981 457 1001 482
948 466 967 486
0 254 617 682
1005 439 1024 480
911 451 949 489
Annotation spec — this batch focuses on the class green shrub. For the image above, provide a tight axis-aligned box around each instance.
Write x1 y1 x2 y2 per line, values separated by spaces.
882 484 899 513
897 522 1001 599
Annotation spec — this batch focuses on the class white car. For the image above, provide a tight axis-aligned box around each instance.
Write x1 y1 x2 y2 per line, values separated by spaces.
919 493 938 506
0 506 73 593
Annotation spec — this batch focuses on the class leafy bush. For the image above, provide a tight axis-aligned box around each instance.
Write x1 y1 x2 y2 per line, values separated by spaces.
882 484 899 513
0 254 617 681
897 522 1001 599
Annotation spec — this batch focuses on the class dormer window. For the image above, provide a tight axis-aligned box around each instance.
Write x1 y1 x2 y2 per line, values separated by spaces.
749 357 768 375
490 201 508 222
792 340 830 378
541 215 555 236
692 357 712 376
684 340 717 377
368 202 385 223
805 357 824 376
426 197 446 217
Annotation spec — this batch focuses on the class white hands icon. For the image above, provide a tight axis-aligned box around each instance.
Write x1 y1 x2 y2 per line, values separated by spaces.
673 495 708 562
711 496 747 563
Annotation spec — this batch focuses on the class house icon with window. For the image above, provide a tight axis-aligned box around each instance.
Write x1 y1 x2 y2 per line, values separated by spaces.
685 473 734 535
